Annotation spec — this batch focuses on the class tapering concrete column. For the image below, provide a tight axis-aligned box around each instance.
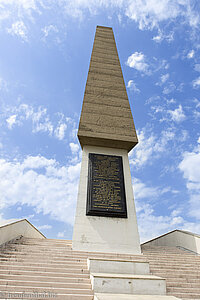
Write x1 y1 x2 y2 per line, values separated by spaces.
72 26 141 255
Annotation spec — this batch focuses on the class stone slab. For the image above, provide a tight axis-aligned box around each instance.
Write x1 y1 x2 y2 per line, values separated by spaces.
87 258 150 275
91 273 166 295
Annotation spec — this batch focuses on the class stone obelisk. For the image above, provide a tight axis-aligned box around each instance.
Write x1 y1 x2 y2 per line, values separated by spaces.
72 26 141 255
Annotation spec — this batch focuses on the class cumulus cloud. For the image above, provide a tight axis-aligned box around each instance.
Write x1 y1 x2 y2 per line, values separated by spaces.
0 0 199 37
125 0 200 30
193 77 200 88
7 21 28 41
156 73 170 86
179 139 200 220
187 49 195 59
37 224 52 230
0 155 81 225
126 52 149 74
168 105 186 123
133 178 172 200
54 123 67 140
133 177 200 242
161 73 169 84
136 201 184 243
127 80 140 93
70 142 80 154
152 30 174 43
6 115 17 129
163 82 176 94
3 103 75 141
42 24 58 38
57 231 65 238
129 128 175 168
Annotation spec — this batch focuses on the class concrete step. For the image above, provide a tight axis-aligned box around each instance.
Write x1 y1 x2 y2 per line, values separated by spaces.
167 286 200 293
1 250 146 262
0 285 93 295
0 255 87 264
0 291 93 300
0 269 90 278
166 282 200 288
167 292 200 299
150 268 200 275
0 264 90 274
144 271 200 279
91 273 166 295
0 279 91 289
94 294 179 300
147 258 200 263
150 265 200 271
0 274 90 283
0 260 88 269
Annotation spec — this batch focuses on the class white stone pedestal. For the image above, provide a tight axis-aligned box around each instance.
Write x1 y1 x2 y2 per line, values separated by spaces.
72 145 141 255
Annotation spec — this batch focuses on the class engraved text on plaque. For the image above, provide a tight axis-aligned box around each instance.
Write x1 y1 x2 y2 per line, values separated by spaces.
86 153 127 218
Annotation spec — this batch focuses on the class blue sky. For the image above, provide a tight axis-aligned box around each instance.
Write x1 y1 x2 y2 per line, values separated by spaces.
0 0 200 242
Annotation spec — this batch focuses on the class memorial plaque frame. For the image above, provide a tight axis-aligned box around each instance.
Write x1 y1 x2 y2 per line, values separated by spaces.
86 153 127 218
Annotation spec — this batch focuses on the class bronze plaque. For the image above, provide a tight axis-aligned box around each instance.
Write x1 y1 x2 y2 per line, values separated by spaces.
86 153 127 218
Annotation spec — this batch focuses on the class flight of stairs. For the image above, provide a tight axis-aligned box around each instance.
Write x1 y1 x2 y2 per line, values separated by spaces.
0 237 146 300
0 237 199 299
142 245 200 300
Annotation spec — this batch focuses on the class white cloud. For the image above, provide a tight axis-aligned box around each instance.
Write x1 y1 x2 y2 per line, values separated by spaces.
129 128 175 168
193 77 200 88
57 231 65 238
37 224 52 230
6 115 17 129
125 0 200 30
7 21 28 41
0 155 81 225
163 82 176 94
167 105 186 123
42 24 58 38
136 201 184 243
152 30 174 43
70 142 80 154
133 178 171 200
126 52 149 74
127 80 140 93
156 73 170 86
54 123 67 140
3 103 76 141
0 0 199 36
161 73 169 84
179 140 200 220
187 49 195 59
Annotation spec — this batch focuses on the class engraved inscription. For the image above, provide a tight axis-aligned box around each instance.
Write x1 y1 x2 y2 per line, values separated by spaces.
86 153 127 218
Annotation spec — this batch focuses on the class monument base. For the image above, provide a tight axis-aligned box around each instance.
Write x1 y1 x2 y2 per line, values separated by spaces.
72 145 141 255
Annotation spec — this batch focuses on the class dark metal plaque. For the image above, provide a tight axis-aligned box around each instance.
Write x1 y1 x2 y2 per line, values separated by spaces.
86 153 127 218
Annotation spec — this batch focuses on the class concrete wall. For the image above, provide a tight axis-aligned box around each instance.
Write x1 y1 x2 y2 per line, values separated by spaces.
142 230 200 254
0 219 45 246
72 145 141 255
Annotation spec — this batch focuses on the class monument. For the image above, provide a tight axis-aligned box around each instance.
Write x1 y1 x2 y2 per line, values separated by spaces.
72 25 141 255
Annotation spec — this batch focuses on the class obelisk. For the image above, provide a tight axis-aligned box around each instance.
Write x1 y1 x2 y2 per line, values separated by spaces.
72 26 141 255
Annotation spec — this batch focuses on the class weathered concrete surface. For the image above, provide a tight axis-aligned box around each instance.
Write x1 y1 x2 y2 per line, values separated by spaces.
72 145 141 255
78 26 138 152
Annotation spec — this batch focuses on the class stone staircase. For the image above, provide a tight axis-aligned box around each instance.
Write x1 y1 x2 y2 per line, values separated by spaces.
0 237 199 299
0 237 147 300
142 245 200 300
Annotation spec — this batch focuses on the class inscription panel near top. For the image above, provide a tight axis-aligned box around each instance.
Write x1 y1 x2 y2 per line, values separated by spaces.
86 153 127 218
